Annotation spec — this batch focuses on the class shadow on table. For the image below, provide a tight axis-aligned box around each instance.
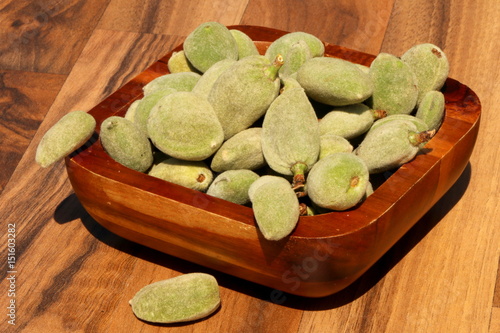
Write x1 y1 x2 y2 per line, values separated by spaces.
53 163 471 311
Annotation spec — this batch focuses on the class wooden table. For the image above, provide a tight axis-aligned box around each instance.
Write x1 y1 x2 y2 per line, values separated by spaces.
1 1 499 332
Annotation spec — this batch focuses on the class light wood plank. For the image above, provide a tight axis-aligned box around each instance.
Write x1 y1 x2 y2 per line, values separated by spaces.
491 307 500 333
98 0 249 36
241 0 395 55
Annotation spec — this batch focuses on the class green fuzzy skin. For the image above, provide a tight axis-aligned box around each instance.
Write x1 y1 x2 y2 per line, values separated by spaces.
401 43 449 103
183 22 239 73
134 88 177 135
248 175 300 241
36 111 96 168
319 133 353 159
208 55 282 140
319 103 378 140
261 85 320 176
191 59 237 98
230 29 260 59
129 273 220 324
147 92 224 161
265 31 324 62
124 100 140 122
280 40 312 79
148 157 213 192
280 76 302 89
206 169 260 205
167 50 198 73
306 152 369 211
416 90 445 131
143 72 201 96
355 63 370 74
368 114 429 134
296 57 373 106
368 53 418 115
355 120 420 174
100 116 153 173
210 127 266 172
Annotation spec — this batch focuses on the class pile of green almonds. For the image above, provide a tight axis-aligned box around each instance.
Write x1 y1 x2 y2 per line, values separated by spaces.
35 21 450 323
37 21 448 242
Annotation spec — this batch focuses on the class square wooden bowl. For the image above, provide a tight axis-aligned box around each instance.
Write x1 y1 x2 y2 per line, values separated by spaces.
65 25 481 297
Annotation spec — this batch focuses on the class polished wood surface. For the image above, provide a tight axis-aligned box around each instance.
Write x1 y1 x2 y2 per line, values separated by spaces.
1 0 499 332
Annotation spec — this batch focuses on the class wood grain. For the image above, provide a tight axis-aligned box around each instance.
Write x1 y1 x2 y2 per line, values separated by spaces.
240 0 395 55
98 0 249 35
0 0 498 332
0 0 111 74
0 70 65 193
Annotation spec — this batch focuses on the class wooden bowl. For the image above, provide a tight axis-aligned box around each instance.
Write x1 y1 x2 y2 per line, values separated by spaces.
65 25 481 297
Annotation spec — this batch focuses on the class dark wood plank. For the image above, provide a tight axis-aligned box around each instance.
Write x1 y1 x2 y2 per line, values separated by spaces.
0 0 111 74
0 70 66 193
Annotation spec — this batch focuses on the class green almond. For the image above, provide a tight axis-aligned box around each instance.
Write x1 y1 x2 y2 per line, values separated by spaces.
36 111 96 168
129 273 220 324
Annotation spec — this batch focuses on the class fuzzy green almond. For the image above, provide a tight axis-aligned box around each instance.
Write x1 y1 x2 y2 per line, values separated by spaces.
296 57 373 106
191 59 236 98
306 152 369 211
210 127 266 172
142 72 201 96
148 157 213 192
36 111 96 168
368 114 429 134
265 31 324 62
416 90 445 131
167 50 198 73
230 29 260 59
248 175 300 241
147 91 224 161
319 133 354 159
129 273 220 324
206 169 260 205
133 88 177 135
99 116 153 173
367 52 419 115
355 120 435 174
319 103 386 140
401 43 449 103
208 55 282 140
279 40 312 79
183 22 239 73
261 80 320 188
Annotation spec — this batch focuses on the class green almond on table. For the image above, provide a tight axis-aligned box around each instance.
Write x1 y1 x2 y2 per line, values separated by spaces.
35 110 96 168
129 273 220 324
